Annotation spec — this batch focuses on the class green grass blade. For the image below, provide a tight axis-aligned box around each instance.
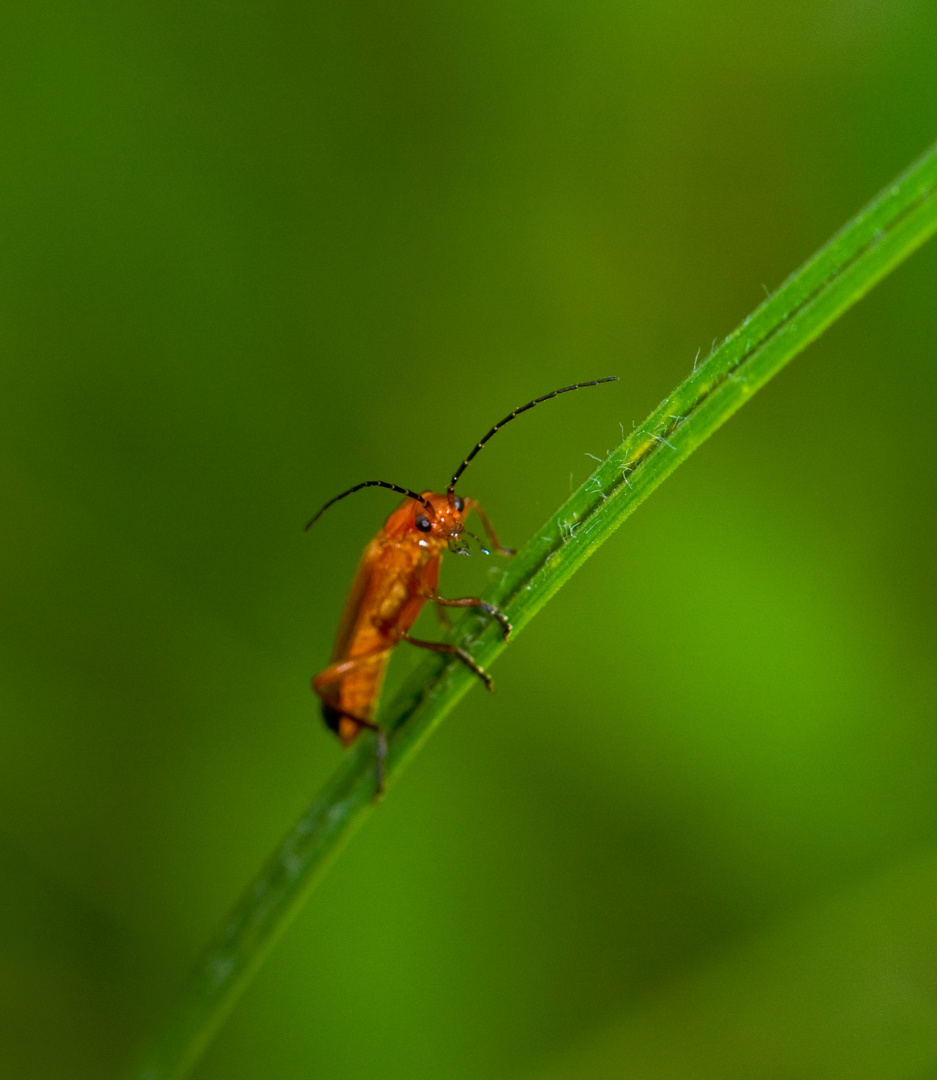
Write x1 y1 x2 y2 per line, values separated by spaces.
130 140 937 1080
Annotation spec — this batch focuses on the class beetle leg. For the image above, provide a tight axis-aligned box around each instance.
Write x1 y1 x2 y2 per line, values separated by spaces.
466 501 516 557
434 603 453 632
311 647 392 693
401 631 495 691
426 592 512 640
316 703 388 795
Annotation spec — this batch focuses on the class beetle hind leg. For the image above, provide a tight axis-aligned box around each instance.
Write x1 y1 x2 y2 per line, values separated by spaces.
317 698 387 796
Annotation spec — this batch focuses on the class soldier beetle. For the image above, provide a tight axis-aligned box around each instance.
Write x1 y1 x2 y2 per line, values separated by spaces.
306 378 617 791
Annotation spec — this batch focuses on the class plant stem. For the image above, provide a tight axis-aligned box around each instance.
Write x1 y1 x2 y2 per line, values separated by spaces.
130 140 937 1080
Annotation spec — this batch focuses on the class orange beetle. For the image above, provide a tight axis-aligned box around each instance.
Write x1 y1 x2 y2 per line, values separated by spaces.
306 378 617 789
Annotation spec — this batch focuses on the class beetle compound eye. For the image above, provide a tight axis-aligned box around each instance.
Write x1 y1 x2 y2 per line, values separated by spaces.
452 495 464 512
415 514 432 532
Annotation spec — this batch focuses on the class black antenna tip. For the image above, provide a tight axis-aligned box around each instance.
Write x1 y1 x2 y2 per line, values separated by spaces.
447 377 619 492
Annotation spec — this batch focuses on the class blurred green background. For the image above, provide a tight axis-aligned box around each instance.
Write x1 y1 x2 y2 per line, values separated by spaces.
2 2 937 1078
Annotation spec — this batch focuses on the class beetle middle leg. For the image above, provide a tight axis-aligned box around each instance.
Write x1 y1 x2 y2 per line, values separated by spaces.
434 603 453 633
401 631 495 691
319 703 388 795
427 592 512 639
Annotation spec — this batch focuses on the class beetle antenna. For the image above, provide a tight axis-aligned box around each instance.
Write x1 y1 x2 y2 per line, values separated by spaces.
305 481 433 531
447 377 618 495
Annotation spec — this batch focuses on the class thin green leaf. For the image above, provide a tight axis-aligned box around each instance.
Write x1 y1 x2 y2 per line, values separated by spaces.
131 141 937 1080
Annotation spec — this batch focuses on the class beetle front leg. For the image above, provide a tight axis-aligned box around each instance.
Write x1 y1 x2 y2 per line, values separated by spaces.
465 499 516 557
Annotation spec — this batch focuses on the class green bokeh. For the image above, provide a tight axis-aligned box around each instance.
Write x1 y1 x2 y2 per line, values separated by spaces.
2 3 936 1078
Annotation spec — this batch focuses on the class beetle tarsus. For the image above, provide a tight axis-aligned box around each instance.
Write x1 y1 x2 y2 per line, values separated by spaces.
478 601 512 639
